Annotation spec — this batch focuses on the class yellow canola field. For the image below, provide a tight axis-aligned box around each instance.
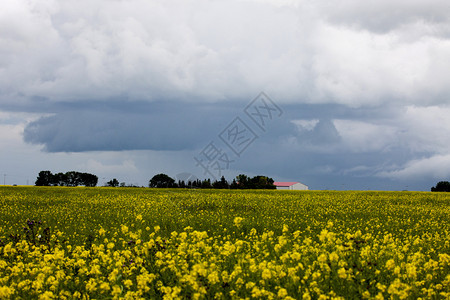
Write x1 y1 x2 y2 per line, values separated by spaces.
0 187 449 299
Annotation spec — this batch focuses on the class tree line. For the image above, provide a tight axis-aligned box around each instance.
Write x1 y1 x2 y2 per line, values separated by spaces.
148 173 276 189
34 171 276 189
35 171 98 187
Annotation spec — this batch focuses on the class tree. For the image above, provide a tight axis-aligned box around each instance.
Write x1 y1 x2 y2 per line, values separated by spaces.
53 172 67 186
233 174 275 189
251 176 276 189
81 173 98 187
212 176 229 189
431 181 450 192
236 174 250 189
201 179 211 189
230 179 239 189
35 171 54 186
106 179 119 187
149 173 175 188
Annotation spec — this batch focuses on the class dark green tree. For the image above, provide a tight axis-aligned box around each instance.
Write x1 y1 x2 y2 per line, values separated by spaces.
201 179 211 188
35 170 97 187
233 174 275 189
65 171 82 187
431 181 450 192
230 178 239 189
236 174 250 189
251 176 276 189
106 179 119 187
149 173 175 188
81 173 98 187
53 173 67 186
35 171 54 186
212 176 229 189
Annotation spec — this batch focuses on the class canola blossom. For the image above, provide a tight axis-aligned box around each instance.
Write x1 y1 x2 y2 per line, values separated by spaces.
0 187 449 299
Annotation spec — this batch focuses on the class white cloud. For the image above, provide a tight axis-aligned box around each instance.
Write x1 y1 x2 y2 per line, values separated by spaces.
378 154 450 180
398 105 450 153
333 119 397 152
0 124 25 151
2 0 450 107
291 119 319 131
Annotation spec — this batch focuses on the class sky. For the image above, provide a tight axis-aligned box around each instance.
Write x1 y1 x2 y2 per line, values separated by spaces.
1 0 450 190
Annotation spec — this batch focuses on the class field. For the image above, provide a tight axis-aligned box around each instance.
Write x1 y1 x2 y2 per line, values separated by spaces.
0 186 449 299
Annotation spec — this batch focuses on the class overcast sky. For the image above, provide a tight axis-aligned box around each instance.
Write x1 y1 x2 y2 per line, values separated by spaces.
1 0 450 190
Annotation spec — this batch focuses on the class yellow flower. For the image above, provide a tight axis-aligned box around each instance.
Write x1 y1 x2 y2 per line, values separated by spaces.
329 252 339 262
0 286 14 298
406 264 417 279
318 254 327 263
246 282 255 289
233 217 244 227
100 282 110 291
86 278 97 292
376 283 386 292
338 267 347 279
111 285 122 297
99 227 106 236
362 291 370 298
207 271 220 285
385 259 395 270
262 269 272 280
302 292 311 300
39 291 55 300
123 279 133 289
278 288 288 298
251 287 263 298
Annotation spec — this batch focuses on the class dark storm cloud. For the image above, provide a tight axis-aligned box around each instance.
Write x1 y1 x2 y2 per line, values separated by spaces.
23 101 241 152
21 100 385 153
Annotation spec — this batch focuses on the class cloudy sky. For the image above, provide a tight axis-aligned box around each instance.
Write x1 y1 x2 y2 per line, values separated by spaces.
1 0 450 190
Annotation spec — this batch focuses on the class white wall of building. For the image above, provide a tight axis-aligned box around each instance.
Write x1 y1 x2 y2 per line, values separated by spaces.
291 183 308 190
275 182 309 190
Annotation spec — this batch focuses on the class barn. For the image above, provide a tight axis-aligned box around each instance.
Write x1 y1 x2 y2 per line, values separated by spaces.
274 181 308 190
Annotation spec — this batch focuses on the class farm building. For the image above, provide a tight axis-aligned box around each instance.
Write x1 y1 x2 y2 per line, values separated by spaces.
274 181 308 190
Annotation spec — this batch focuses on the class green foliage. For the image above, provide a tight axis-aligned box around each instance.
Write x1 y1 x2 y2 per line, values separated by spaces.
212 176 229 189
34 171 53 186
35 171 98 187
106 178 119 187
431 180 450 192
149 173 176 188
234 174 275 189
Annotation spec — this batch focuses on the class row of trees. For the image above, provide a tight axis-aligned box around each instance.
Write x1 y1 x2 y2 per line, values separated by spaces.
105 178 139 187
148 173 276 189
35 171 98 187
34 171 276 189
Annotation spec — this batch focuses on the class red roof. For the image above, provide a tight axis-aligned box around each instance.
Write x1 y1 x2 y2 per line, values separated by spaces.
274 182 299 187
